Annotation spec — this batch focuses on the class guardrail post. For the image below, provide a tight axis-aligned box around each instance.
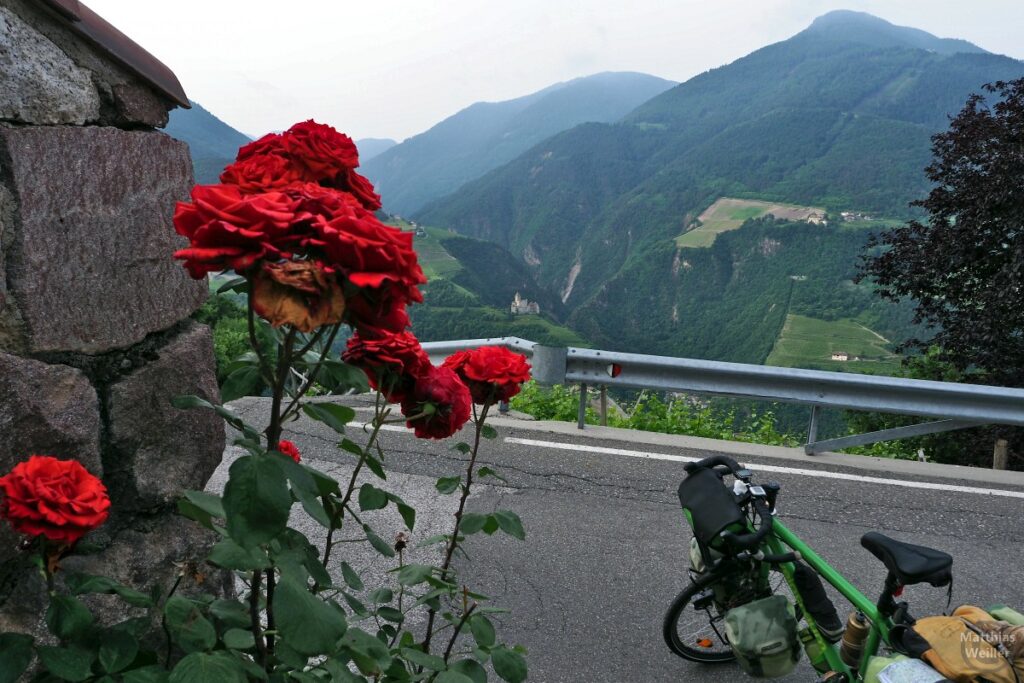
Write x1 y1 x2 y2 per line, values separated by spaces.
578 383 588 430
599 385 608 426
531 345 568 386
994 439 1009 470
805 405 821 455
498 400 509 415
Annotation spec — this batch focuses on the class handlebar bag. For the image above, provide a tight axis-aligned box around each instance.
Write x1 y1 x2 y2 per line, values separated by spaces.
724 594 801 678
677 467 746 550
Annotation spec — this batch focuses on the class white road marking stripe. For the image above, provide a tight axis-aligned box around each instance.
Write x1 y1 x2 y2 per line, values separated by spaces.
505 437 1024 500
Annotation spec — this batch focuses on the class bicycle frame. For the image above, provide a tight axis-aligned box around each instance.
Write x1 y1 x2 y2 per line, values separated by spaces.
767 520 892 680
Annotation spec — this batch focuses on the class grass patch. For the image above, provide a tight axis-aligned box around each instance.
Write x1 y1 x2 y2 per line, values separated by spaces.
766 314 900 374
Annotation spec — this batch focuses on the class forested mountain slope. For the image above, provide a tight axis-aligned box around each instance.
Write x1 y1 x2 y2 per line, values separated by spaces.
165 101 251 184
362 72 675 215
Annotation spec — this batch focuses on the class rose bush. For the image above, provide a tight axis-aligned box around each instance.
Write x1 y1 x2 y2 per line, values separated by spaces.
0 125 532 683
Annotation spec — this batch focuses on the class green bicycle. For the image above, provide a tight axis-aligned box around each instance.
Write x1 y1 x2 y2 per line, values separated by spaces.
663 454 954 681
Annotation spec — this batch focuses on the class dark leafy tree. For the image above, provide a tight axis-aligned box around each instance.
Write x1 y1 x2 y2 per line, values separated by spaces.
860 78 1024 387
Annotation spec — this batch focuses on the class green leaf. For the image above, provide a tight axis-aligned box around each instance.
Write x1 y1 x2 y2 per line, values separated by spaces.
122 666 170 683
184 491 225 518
98 629 138 673
0 633 33 683
340 628 391 675
363 525 395 557
435 671 475 683
169 652 248 683
477 467 507 482
216 275 248 294
357 483 388 511
469 614 496 648
302 403 355 434
480 425 498 440
221 628 255 650
341 591 370 618
482 516 500 535
323 658 367 682
222 454 291 547
171 395 260 441
416 534 448 548
220 365 262 402
368 588 393 604
63 573 153 607
363 452 386 480
340 562 364 591
376 607 404 624
435 476 461 494
396 564 433 587
399 647 445 671
452 442 471 454
208 599 250 630
36 645 94 682
274 454 332 528
494 510 526 540
397 501 416 530
491 646 528 683
273 574 347 656
449 659 487 683
177 498 213 530
459 513 489 535
208 538 270 570
46 595 93 641
163 596 217 653
306 464 342 497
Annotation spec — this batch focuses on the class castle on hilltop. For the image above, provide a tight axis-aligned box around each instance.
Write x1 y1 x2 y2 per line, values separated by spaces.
510 291 540 315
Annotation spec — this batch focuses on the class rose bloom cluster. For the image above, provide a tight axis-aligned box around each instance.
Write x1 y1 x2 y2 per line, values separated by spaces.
173 120 424 335
0 456 110 546
345 338 531 439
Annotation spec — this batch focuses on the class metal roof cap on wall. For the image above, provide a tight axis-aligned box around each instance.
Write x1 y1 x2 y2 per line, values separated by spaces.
40 0 190 108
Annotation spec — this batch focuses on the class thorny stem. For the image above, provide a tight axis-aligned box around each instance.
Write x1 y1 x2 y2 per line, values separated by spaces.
250 569 267 667
421 401 491 654
161 572 185 666
246 295 275 387
322 393 388 570
280 322 343 423
266 327 297 451
265 569 276 655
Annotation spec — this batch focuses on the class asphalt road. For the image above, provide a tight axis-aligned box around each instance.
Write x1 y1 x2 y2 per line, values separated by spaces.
218 397 1024 683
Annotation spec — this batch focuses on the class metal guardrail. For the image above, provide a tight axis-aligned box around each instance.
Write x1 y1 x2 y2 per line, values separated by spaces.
419 337 1024 456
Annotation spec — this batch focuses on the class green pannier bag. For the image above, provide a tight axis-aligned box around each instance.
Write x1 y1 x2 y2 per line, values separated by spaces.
724 594 801 678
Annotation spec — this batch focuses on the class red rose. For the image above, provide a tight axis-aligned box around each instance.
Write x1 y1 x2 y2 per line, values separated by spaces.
443 346 532 404
333 168 382 211
172 184 303 278
235 132 287 161
277 440 301 463
343 331 431 402
401 366 472 439
220 152 309 193
0 456 110 545
281 120 359 182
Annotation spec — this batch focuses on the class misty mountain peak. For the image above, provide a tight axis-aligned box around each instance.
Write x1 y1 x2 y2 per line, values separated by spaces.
804 9 988 55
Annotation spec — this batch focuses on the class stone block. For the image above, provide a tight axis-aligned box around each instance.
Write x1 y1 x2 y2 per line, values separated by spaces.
108 322 224 506
0 4 101 125
111 82 170 128
0 126 206 354
0 352 102 568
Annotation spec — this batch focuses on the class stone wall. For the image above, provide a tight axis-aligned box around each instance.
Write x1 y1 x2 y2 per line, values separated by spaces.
0 0 226 634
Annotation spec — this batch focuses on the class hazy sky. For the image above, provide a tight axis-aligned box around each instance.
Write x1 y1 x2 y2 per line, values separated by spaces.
85 0 1024 142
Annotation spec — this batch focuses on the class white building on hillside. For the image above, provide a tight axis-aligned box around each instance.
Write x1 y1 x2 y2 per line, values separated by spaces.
510 292 540 315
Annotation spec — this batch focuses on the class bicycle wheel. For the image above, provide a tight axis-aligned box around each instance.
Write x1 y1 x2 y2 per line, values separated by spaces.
662 581 736 663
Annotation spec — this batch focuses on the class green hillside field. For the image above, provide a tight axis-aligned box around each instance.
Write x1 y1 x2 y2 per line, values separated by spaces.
676 197 826 248
766 313 900 373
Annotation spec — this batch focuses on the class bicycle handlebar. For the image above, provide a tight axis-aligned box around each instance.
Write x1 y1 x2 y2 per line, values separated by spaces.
684 455 744 477
719 497 774 551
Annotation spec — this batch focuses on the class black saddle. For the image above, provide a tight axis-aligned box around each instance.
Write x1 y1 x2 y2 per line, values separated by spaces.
861 532 952 587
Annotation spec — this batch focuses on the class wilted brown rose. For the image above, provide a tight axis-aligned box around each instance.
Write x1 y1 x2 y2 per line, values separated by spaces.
251 260 345 332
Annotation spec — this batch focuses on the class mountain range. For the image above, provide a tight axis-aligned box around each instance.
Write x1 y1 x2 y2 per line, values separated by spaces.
360 71 676 215
416 10 1024 362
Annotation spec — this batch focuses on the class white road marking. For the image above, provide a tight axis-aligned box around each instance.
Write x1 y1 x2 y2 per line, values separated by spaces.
505 437 1024 500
